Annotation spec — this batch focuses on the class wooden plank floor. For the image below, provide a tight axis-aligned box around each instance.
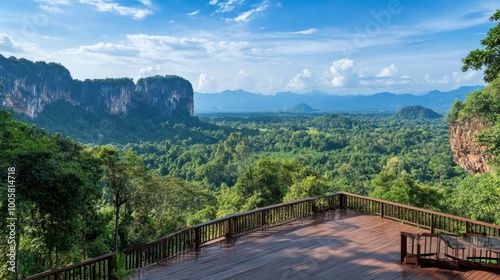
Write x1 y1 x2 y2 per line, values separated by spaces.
129 211 500 280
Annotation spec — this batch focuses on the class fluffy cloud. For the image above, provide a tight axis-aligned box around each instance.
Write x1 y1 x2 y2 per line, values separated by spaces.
324 61 413 89
328 58 356 87
198 73 218 92
376 64 397 77
139 65 161 76
79 0 154 20
360 64 412 88
287 69 316 91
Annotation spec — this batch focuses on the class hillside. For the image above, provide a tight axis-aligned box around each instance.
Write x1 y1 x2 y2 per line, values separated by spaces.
393 106 442 119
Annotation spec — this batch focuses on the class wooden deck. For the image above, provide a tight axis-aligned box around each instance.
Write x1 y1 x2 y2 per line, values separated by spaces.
130 211 500 280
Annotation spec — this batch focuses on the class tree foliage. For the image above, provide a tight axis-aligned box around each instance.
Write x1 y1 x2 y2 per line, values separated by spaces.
462 9 500 83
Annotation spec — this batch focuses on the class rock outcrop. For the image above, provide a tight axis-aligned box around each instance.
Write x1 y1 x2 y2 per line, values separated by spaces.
0 55 193 118
449 119 492 174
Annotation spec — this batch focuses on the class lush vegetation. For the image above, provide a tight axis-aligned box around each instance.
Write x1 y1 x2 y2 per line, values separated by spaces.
3 101 500 278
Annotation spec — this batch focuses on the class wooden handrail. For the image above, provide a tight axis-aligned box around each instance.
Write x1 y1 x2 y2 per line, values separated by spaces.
23 252 116 280
342 192 500 231
25 191 500 279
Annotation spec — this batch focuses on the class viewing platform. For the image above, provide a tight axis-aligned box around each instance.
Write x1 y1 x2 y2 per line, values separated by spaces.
25 192 500 280
130 210 499 280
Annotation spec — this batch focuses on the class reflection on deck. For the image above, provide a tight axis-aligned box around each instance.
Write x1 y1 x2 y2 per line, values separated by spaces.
130 210 500 279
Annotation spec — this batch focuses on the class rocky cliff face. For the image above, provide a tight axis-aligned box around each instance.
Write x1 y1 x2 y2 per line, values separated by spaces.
0 55 194 118
449 119 492 174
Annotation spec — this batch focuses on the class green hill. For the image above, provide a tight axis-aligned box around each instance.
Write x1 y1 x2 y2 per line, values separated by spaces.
287 103 317 113
394 105 442 119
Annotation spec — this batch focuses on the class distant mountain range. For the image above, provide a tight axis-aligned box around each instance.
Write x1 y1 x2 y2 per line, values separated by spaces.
194 86 484 114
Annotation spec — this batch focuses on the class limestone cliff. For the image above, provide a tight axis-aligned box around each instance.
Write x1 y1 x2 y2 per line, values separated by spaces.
0 55 194 118
447 78 500 174
449 119 492 174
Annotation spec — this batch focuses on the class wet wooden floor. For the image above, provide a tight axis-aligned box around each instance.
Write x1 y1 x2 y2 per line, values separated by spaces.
130 211 500 280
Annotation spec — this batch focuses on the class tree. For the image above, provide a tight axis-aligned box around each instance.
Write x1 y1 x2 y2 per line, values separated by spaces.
90 146 147 252
370 157 442 210
0 110 101 276
449 172 500 225
283 176 326 202
462 9 500 82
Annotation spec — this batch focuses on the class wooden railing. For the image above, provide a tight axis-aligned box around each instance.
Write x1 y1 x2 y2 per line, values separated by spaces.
24 192 500 279
122 195 338 270
23 252 116 280
342 193 500 236
122 227 195 270
400 232 500 271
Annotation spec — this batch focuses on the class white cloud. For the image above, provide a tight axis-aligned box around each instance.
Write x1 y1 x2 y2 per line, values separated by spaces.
233 2 269 22
124 34 249 62
213 0 245 13
452 71 477 83
287 69 316 91
423 71 479 85
424 73 432 83
139 65 161 76
278 28 319 35
0 33 22 53
36 0 70 5
36 0 70 13
79 0 154 20
138 0 152 7
423 73 449 84
0 33 39 54
376 64 397 77
75 42 136 55
198 73 218 92
360 65 412 88
187 10 200 16
328 58 356 87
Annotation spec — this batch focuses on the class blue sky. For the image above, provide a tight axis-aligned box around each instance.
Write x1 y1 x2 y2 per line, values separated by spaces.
0 0 497 95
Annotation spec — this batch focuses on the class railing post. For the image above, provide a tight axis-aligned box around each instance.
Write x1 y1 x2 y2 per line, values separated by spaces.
416 238 421 266
260 210 266 227
108 253 117 279
430 214 435 234
339 193 345 210
309 199 317 216
225 218 232 238
194 226 200 248
380 202 385 219
400 233 407 263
